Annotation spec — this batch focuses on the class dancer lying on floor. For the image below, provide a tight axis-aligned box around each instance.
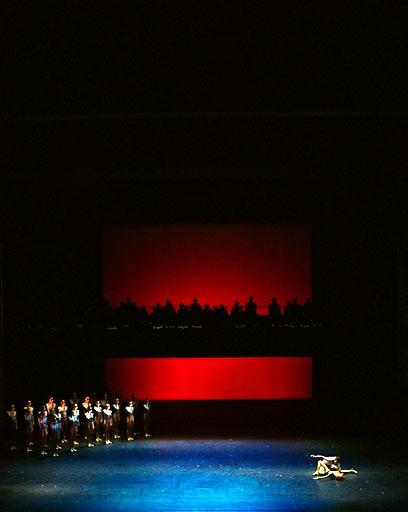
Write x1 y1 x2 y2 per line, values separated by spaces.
310 454 357 480
313 468 358 480
311 454 341 473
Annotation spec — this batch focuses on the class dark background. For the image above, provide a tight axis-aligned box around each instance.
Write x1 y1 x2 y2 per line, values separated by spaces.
1 1 407 438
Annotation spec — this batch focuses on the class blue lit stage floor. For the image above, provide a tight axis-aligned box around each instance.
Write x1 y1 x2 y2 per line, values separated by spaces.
1 437 407 511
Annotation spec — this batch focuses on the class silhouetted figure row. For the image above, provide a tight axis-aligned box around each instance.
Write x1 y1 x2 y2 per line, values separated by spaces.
12 296 320 329
94 296 320 328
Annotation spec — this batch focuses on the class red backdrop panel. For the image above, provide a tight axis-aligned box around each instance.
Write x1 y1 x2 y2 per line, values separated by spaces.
103 224 311 313
105 357 312 400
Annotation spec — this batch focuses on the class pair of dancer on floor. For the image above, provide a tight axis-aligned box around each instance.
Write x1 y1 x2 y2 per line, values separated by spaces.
310 454 358 480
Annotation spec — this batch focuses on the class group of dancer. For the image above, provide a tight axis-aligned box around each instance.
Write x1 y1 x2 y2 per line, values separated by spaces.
6 400 358 481
6 394 152 456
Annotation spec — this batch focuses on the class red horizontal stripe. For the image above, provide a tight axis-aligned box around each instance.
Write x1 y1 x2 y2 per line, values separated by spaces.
105 357 312 400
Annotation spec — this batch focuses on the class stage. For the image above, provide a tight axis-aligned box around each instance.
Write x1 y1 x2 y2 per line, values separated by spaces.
1 436 406 511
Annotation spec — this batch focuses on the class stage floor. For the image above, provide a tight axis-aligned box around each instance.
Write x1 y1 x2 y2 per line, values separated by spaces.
1 436 407 511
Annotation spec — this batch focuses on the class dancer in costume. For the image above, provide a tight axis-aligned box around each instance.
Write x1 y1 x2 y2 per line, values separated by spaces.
68 402 80 452
103 402 113 445
143 398 151 438
310 454 357 480
38 406 48 455
84 403 95 447
48 411 62 456
81 396 92 440
69 392 79 407
24 400 35 452
131 394 140 436
313 468 358 480
46 396 56 416
58 399 68 444
112 397 121 439
93 400 104 442
125 400 134 441
311 454 341 474
6 404 18 451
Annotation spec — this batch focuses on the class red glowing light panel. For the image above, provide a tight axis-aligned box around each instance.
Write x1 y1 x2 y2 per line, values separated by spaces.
103 224 311 313
105 357 312 400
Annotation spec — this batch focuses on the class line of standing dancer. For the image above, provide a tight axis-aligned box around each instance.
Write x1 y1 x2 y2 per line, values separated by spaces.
6 395 152 456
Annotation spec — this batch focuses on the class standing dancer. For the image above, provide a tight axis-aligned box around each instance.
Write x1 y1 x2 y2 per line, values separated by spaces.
84 404 95 447
81 396 92 440
125 400 134 441
46 396 56 416
6 404 18 451
55 410 63 451
45 396 56 447
112 397 121 439
48 412 61 456
143 398 151 438
24 400 35 452
103 403 113 445
58 399 68 444
38 406 48 455
69 392 79 408
131 394 140 436
93 400 104 442
68 403 80 452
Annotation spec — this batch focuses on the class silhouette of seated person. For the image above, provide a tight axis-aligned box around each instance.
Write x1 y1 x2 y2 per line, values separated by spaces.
125 296 136 312
219 304 229 320
291 298 303 325
213 304 229 326
177 303 189 328
190 298 202 326
116 300 137 326
151 303 165 328
268 297 282 324
283 300 296 326
231 301 245 327
245 296 257 323
124 297 139 325
201 304 213 326
212 305 220 324
138 305 150 325
283 300 291 324
162 300 176 326
116 301 127 325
